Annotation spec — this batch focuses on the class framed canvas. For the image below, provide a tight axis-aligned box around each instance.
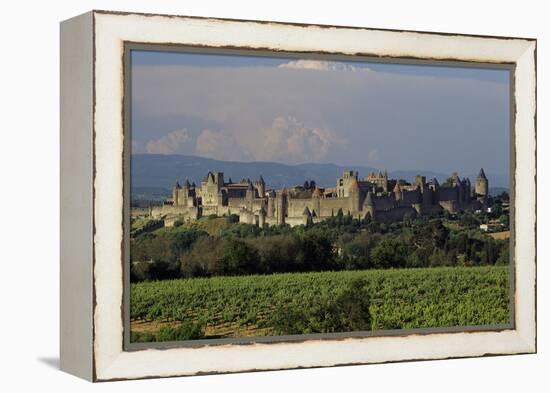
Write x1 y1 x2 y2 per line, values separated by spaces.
60 10 537 382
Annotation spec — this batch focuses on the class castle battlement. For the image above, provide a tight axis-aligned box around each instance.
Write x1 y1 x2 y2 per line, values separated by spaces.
149 168 489 227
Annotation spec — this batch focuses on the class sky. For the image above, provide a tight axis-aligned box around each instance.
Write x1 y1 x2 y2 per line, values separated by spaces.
131 49 511 185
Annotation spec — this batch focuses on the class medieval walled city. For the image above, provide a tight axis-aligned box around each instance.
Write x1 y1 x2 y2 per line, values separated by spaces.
135 168 491 228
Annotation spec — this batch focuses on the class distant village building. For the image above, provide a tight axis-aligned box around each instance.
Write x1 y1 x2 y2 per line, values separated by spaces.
479 222 504 232
147 168 490 227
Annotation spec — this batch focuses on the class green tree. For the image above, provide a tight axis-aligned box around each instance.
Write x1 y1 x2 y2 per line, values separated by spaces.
180 236 225 277
299 230 335 270
342 232 376 269
496 242 510 265
253 234 302 273
499 214 510 228
371 238 408 268
270 279 371 335
227 214 240 224
220 238 260 275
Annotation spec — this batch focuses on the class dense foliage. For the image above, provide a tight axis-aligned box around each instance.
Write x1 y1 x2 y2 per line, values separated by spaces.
130 266 510 342
131 320 205 343
269 278 371 335
130 208 510 282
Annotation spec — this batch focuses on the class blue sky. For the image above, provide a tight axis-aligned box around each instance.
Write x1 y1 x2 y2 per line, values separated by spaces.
132 50 509 83
131 49 511 186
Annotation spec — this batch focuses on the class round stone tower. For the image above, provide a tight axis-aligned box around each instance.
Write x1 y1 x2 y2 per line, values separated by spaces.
246 180 255 211
267 190 275 218
349 178 361 212
475 168 488 197
173 181 181 205
276 188 287 225
258 207 266 228
312 187 322 217
364 191 375 220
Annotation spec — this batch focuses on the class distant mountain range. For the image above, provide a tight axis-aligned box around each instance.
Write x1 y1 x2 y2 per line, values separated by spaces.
131 154 508 199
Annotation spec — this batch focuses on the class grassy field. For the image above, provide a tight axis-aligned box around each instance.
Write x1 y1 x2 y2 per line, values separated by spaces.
130 265 510 342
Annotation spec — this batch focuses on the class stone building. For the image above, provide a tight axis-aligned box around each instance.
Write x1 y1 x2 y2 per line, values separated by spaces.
475 168 489 203
150 168 488 227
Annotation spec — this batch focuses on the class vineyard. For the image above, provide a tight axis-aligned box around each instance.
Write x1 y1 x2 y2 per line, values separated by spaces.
130 265 511 342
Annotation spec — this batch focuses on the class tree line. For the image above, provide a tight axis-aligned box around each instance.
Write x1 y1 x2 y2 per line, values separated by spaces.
130 211 510 282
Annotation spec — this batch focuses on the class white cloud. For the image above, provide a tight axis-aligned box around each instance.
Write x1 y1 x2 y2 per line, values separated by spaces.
145 129 192 154
256 116 344 163
132 61 509 173
195 129 244 161
278 59 370 72
179 117 347 164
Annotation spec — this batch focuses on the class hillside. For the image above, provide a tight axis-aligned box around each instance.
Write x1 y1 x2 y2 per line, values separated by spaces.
131 154 453 192
131 154 508 203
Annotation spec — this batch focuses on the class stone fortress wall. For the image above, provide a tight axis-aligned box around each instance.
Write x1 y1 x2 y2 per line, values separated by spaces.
143 168 490 228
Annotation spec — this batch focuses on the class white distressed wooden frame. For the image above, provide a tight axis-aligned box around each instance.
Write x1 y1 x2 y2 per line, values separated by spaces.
60 10 536 382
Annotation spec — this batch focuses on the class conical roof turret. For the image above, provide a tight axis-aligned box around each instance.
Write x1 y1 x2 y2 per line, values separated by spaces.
204 171 215 182
365 192 375 206
478 168 487 179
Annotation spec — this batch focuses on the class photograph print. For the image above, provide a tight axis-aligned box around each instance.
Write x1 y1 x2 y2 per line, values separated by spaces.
127 47 512 344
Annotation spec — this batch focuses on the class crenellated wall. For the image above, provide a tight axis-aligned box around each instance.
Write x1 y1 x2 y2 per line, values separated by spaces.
375 206 417 223
318 197 353 217
152 169 487 228
437 186 458 202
